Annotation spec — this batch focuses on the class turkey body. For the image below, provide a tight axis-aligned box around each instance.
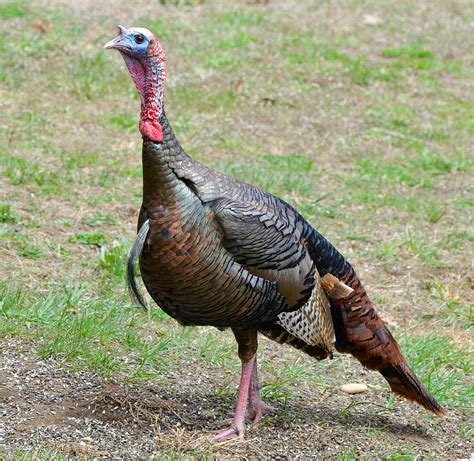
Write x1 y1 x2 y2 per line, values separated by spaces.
139 165 290 329
138 116 333 350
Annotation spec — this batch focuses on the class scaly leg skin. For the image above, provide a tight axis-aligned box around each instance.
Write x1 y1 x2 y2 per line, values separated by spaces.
211 355 276 442
210 354 256 443
222 358 276 424
246 358 275 424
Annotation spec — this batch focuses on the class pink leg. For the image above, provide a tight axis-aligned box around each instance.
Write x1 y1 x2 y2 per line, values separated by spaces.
210 354 256 443
247 359 275 424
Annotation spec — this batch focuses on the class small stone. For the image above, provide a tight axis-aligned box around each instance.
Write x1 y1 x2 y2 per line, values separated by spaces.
340 383 368 394
363 14 383 26
81 436 95 444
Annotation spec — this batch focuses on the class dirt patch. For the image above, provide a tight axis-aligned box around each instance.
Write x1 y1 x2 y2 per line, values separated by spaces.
0 338 471 459
9 384 190 432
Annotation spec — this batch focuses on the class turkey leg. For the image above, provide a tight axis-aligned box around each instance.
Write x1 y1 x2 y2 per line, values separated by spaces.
211 328 267 442
247 357 275 424
210 353 256 442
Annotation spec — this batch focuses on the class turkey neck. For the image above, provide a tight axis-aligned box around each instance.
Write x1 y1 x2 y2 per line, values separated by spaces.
141 113 192 206
138 44 166 142
122 37 167 142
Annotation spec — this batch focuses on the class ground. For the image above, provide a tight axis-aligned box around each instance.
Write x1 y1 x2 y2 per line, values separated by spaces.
0 0 473 459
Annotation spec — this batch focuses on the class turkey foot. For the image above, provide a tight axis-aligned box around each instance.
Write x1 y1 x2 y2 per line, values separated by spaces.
211 354 275 442
222 381 275 424
247 397 275 424
210 354 256 443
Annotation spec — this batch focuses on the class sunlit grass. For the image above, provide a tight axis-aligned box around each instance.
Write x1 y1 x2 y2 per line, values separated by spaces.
399 335 473 408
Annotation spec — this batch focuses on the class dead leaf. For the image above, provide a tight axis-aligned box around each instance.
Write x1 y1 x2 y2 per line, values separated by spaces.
31 20 53 34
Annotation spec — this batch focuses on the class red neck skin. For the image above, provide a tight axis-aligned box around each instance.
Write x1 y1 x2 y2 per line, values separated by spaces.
122 39 167 143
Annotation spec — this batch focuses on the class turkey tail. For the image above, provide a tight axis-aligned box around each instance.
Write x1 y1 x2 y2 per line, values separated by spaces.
326 272 445 416
303 225 445 416
126 219 150 309
380 364 445 415
321 273 353 300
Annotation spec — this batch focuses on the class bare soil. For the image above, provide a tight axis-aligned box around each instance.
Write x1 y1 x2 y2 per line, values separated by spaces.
1 337 471 460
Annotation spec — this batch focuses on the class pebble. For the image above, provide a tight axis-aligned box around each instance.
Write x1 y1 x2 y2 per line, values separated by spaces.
81 437 95 444
340 383 368 394
362 14 383 25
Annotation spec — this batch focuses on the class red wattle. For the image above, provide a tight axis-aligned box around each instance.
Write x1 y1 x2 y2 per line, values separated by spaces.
140 119 163 142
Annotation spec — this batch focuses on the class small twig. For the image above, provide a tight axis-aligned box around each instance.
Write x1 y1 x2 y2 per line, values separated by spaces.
371 128 440 150
312 192 332 204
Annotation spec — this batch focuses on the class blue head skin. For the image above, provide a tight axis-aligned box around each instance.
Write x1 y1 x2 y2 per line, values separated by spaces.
105 26 167 142
104 25 152 57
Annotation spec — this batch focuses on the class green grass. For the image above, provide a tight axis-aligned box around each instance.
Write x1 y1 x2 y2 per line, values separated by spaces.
337 447 422 461
0 282 237 380
99 239 129 278
61 151 100 170
424 202 445 223
0 203 17 223
369 232 444 267
0 3 28 20
107 112 137 130
422 278 473 329
278 33 401 85
216 153 316 199
1 279 470 409
338 447 358 461
400 336 473 408
352 150 471 190
84 213 118 227
0 448 70 461
371 241 400 261
68 231 106 246
0 154 66 195
0 229 45 260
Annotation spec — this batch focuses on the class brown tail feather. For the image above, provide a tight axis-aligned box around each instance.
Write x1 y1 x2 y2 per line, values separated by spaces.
323 273 445 416
321 273 354 300
381 364 445 415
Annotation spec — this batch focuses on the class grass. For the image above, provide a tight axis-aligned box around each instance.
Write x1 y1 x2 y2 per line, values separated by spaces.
399 336 473 408
83 213 117 227
68 231 106 246
1 229 46 260
0 203 17 223
216 153 316 199
0 3 28 20
0 154 65 195
0 448 70 461
0 0 473 458
1 280 470 409
0 282 235 380
422 278 473 330
337 447 423 461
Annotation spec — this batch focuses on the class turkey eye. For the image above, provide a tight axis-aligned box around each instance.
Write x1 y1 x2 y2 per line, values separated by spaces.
135 35 144 44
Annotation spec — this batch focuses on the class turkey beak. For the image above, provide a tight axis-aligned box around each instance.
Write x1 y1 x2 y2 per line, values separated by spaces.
104 25 130 50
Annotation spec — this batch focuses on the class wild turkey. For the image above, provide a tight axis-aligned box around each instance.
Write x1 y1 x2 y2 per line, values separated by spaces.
104 26 444 441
